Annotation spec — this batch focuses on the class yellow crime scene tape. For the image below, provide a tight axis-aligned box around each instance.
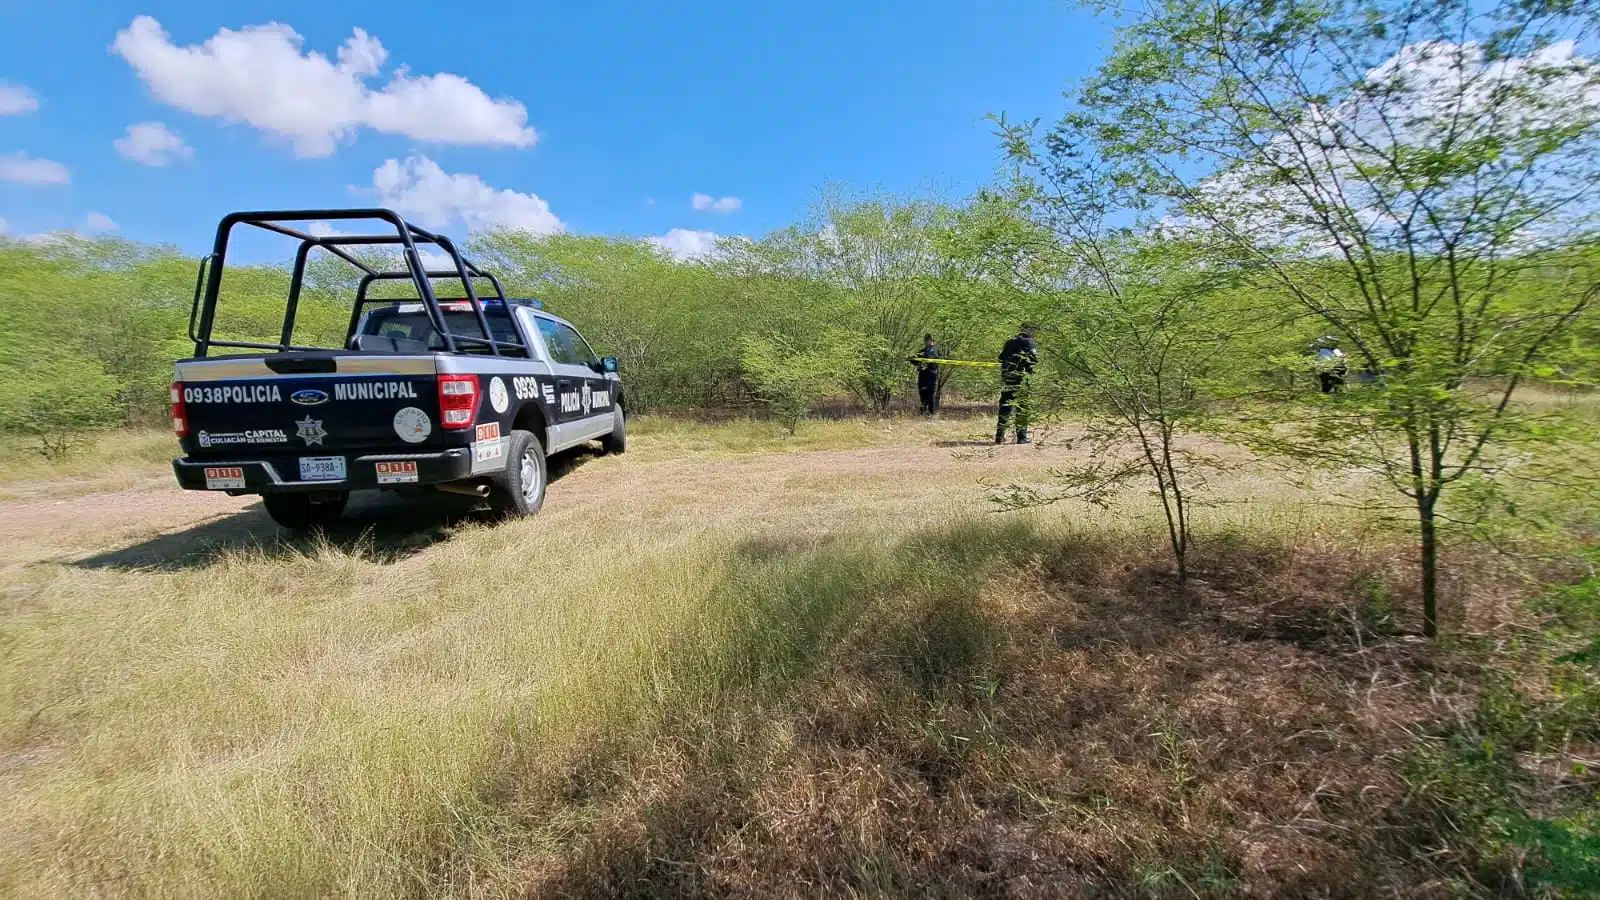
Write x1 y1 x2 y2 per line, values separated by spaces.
910 357 1001 368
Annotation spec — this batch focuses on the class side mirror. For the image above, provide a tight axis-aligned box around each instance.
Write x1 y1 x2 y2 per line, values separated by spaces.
600 356 619 373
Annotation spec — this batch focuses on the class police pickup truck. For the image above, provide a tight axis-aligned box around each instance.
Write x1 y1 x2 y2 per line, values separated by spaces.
169 208 625 530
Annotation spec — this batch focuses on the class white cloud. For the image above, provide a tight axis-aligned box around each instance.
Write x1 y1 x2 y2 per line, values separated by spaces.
369 155 562 235
1183 40 1600 257
691 192 741 213
0 153 70 185
84 212 118 232
338 243 456 270
304 222 461 273
111 16 537 158
0 83 38 116
648 228 721 261
6 227 104 245
417 247 456 269
306 221 346 238
114 121 194 166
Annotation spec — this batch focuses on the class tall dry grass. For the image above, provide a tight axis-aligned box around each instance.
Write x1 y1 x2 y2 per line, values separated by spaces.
4 514 1388 898
2 411 1577 897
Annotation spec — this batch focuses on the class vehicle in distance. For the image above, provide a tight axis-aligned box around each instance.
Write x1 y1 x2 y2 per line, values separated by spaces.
169 208 626 529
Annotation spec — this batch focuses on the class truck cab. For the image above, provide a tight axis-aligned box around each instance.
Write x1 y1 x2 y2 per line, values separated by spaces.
170 208 626 530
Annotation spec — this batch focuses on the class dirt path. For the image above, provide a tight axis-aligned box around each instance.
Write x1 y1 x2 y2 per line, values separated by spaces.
0 438 1066 574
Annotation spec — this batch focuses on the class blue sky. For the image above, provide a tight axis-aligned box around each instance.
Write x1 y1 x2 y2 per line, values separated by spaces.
0 1 1111 258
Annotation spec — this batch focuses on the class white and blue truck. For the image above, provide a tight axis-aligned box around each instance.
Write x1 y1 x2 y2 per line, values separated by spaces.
170 208 626 529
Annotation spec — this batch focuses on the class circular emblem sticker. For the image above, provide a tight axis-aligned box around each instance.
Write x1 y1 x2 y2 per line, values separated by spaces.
393 407 432 444
489 377 510 414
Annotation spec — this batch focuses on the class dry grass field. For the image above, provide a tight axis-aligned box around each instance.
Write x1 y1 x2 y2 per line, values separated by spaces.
1 412 1594 898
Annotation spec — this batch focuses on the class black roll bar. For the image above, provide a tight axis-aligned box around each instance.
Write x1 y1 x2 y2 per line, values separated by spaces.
187 253 213 344
191 208 519 358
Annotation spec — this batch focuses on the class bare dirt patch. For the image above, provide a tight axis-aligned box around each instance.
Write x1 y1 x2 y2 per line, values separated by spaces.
0 432 1088 572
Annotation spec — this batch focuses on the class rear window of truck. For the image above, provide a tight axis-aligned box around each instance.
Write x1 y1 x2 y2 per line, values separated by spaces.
359 307 527 357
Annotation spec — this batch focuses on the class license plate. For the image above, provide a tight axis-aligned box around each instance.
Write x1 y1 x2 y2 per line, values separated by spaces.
298 456 347 482
203 466 246 490
375 461 419 484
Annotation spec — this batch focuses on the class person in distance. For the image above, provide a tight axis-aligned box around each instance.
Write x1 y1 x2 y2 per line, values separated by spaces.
909 333 942 416
996 324 1037 444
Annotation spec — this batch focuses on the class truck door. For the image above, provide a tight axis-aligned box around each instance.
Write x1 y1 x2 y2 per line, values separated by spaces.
534 316 615 451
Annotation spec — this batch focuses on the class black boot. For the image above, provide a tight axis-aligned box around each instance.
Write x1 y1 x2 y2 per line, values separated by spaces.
995 425 1006 445
1015 429 1031 445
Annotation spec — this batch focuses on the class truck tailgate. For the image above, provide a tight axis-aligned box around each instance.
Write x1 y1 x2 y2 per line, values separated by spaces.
175 353 444 455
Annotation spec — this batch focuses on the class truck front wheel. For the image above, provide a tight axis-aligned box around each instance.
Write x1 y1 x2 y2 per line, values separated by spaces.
489 429 547 518
262 491 349 530
601 404 626 455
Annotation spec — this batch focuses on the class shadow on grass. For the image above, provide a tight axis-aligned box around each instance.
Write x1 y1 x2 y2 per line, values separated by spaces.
511 521 1449 900
68 446 605 572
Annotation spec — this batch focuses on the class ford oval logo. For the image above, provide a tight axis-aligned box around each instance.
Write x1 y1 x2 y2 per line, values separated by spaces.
290 389 329 406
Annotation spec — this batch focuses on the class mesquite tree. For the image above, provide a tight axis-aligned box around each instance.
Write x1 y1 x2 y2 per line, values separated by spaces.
961 180 1263 588
1013 0 1600 636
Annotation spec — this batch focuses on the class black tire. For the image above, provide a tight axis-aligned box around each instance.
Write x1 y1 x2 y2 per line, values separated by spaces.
601 404 626 455
262 491 349 530
489 429 547 518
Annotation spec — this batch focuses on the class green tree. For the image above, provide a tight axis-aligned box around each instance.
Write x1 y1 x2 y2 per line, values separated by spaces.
0 355 122 458
740 331 866 433
962 184 1261 586
474 231 809 411
926 195 1038 401
1013 0 1600 635
0 236 192 428
753 188 966 411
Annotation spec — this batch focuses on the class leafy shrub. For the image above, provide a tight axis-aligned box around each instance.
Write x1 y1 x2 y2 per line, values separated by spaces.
0 356 122 459
740 331 867 433
1404 561 1600 896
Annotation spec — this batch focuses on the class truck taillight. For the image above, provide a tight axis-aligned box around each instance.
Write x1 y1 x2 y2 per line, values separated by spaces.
170 382 189 437
437 374 480 429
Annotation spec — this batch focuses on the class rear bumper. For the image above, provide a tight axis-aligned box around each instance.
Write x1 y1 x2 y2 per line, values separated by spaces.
173 448 475 494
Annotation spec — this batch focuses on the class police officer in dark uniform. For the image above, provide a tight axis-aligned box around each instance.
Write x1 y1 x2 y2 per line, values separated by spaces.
996 323 1038 444
1310 335 1349 394
910 333 942 415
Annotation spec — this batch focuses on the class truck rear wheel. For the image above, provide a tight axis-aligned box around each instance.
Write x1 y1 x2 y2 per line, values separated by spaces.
489 429 546 518
262 491 349 530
